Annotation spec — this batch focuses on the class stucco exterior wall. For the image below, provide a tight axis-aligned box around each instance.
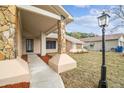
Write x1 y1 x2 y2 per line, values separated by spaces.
40 32 46 56
22 36 83 54
22 37 26 54
22 37 41 55
22 38 76 54
16 11 23 57
46 39 83 53
46 39 76 53
46 49 58 53
34 37 41 54
22 36 59 55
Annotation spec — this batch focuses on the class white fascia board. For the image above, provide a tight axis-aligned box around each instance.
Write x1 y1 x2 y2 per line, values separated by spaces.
58 6 73 21
17 5 61 20
51 5 73 24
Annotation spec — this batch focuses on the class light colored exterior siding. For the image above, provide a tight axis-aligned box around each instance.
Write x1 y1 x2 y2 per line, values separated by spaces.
85 40 119 51
118 36 124 46
105 40 119 51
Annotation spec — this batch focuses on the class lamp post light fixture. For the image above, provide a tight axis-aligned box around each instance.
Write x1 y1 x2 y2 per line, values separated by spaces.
97 11 110 88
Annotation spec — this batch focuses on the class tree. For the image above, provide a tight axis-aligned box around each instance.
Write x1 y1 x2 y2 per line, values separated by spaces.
112 5 124 20
66 32 97 39
71 32 82 39
110 5 124 32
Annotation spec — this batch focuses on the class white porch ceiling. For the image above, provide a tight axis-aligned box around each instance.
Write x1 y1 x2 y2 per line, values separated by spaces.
19 6 58 38
34 5 73 24
18 5 61 20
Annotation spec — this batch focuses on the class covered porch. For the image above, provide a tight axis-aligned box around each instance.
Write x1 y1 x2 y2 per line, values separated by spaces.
17 5 63 56
0 5 76 87
17 5 77 73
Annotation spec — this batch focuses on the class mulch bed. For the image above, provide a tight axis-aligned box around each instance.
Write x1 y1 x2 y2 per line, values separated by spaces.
21 55 28 62
21 54 53 64
0 82 30 88
37 54 52 64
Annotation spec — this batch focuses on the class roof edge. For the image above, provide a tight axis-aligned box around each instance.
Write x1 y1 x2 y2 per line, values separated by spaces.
52 5 73 23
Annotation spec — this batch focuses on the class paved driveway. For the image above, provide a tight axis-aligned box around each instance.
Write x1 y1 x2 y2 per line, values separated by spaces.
28 54 64 88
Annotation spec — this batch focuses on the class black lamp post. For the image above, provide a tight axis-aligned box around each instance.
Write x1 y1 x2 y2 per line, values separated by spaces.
98 11 110 88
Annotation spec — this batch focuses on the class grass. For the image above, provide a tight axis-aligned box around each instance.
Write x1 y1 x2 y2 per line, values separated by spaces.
59 51 124 88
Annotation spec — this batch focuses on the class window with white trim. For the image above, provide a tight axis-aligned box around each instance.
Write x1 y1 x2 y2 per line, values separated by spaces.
46 41 56 49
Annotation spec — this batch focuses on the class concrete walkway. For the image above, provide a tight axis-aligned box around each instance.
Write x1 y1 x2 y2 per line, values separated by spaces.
28 54 64 88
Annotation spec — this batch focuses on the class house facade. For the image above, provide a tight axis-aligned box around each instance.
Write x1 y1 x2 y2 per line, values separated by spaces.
81 34 124 51
46 33 84 53
0 5 76 87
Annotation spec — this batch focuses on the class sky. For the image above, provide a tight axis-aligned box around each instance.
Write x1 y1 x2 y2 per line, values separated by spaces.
63 5 124 35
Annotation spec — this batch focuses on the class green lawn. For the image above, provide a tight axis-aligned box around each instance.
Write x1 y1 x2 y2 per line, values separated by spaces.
60 52 124 88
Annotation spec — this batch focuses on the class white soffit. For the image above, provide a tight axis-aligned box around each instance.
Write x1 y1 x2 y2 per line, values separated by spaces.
17 5 61 20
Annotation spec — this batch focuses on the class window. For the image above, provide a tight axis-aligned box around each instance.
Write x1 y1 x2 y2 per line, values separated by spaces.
46 41 56 49
90 43 95 48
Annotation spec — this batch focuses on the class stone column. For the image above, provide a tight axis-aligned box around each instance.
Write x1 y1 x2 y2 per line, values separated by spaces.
0 5 17 60
57 16 66 54
40 32 46 56
49 15 77 73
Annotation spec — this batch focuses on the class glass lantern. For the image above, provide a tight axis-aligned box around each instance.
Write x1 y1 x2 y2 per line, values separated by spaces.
98 11 110 27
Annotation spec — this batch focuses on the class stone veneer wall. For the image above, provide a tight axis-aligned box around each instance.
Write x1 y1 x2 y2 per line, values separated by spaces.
0 6 17 60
